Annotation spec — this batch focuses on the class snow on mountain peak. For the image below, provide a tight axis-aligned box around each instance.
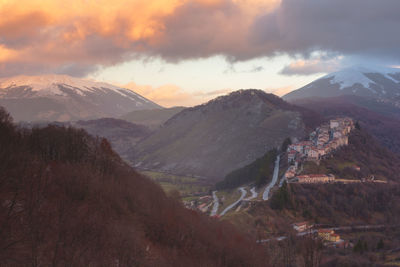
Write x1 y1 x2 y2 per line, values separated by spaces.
321 66 400 91
0 74 135 98
0 74 161 121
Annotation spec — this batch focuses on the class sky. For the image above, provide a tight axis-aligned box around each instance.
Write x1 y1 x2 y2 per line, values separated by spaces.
1 0 400 107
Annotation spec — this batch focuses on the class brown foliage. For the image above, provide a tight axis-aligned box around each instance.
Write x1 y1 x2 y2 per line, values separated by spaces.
0 107 269 266
329 129 400 181
290 183 400 225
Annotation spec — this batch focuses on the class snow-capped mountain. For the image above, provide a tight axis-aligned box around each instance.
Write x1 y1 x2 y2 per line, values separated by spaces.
0 74 161 122
283 66 400 101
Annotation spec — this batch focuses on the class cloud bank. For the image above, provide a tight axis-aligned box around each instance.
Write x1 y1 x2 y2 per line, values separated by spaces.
280 54 343 75
1 0 400 77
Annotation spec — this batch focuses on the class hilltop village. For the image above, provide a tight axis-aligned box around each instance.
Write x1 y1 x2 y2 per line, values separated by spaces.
185 117 361 213
284 117 355 183
184 117 387 215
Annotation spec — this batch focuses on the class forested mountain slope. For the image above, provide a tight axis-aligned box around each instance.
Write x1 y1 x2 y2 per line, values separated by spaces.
0 107 269 266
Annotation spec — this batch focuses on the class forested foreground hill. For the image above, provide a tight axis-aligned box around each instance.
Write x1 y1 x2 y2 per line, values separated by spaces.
0 107 269 266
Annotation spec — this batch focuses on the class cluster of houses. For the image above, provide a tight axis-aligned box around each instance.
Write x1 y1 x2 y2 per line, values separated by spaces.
295 174 335 184
293 222 350 248
184 195 213 212
288 117 354 164
318 229 341 243
284 117 355 183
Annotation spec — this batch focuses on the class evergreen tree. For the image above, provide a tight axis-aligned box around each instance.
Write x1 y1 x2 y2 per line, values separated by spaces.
281 137 292 152
270 181 291 210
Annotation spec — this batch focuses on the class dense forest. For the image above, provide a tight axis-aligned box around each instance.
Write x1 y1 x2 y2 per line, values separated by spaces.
0 107 270 266
216 149 278 190
253 181 400 266
267 180 400 226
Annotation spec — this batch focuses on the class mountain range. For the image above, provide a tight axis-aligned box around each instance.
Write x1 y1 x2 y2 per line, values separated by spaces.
2 68 400 266
0 74 161 122
1 69 400 180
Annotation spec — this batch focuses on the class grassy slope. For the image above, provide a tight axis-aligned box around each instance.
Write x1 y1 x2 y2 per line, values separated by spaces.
132 90 310 180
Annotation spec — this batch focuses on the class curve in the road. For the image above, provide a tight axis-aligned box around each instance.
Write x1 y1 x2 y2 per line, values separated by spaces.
263 155 280 200
220 187 247 216
244 187 258 201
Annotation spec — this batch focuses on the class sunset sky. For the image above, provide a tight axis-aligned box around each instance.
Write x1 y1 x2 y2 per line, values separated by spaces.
1 0 400 106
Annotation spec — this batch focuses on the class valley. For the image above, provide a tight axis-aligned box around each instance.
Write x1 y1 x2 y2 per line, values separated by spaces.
1 70 400 266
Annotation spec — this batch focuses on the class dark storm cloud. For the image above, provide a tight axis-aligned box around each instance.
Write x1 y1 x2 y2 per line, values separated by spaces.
251 0 400 59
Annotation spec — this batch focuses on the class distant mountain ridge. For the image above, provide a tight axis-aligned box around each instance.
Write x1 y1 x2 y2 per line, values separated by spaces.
284 66 400 101
131 89 321 180
120 106 185 129
73 118 152 161
0 74 161 122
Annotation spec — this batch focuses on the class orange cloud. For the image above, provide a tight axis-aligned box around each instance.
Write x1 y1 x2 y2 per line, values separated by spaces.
0 45 18 62
0 0 281 76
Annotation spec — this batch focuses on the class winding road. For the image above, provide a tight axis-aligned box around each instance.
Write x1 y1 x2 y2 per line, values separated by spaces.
210 191 219 216
244 187 258 201
263 155 280 200
279 171 287 188
220 187 247 216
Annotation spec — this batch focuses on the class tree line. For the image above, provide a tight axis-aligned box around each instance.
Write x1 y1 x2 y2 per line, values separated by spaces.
216 148 278 190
